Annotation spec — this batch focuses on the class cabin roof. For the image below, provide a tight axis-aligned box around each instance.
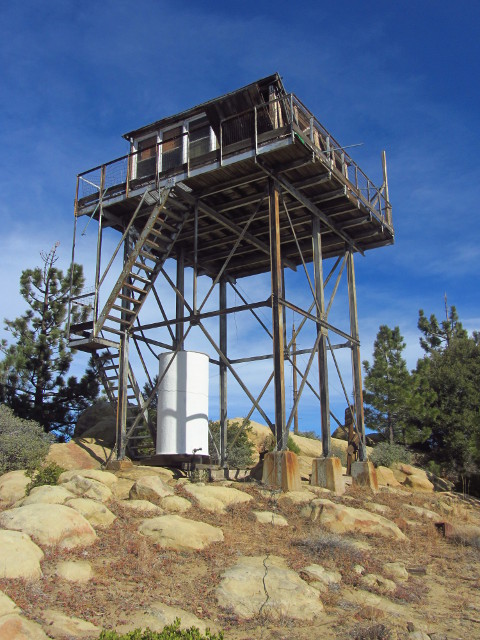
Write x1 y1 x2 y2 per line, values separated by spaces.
122 72 286 141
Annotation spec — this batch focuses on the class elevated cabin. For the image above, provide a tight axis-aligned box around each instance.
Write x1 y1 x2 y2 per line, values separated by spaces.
74 73 393 283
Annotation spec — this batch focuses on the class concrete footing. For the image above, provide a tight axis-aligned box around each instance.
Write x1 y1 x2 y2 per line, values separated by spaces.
351 460 378 491
310 457 345 495
105 459 133 471
262 451 301 492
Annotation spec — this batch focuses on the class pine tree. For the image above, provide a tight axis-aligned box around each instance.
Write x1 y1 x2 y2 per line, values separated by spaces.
413 306 480 476
363 325 412 444
0 244 98 438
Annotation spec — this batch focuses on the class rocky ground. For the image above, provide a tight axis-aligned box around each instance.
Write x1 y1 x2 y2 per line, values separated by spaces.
0 427 479 640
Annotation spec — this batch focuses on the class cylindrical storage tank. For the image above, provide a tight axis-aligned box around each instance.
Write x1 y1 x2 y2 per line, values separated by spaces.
156 351 209 456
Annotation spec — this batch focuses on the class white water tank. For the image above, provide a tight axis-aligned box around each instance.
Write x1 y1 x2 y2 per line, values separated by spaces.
156 350 209 456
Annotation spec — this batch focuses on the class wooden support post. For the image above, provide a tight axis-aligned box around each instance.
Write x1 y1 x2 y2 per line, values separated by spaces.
269 178 286 450
176 247 185 350
116 332 129 460
382 150 392 227
219 279 228 467
292 324 299 435
347 250 366 460
312 217 331 457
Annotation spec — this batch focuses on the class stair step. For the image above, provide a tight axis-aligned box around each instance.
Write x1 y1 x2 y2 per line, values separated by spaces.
122 282 147 295
117 293 143 304
139 250 158 262
105 315 132 325
111 304 136 314
133 262 154 273
153 219 176 233
148 227 170 241
129 273 151 285
163 208 184 222
144 238 166 252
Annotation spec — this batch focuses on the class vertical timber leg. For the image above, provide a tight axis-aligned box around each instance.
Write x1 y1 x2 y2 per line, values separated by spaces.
347 250 366 460
312 217 331 457
219 279 228 467
116 332 129 460
176 248 185 350
268 178 286 450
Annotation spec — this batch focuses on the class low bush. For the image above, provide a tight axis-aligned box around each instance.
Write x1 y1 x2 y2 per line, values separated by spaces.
0 405 53 474
262 433 301 455
25 461 65 495
331 444 347 466
208 419 255 468
369 442 412 468
97 618 224 639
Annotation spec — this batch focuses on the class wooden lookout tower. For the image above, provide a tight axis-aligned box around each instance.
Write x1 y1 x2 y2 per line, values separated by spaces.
68 73 393 468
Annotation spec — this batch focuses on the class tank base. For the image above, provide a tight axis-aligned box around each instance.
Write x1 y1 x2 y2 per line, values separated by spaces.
139 453 210 468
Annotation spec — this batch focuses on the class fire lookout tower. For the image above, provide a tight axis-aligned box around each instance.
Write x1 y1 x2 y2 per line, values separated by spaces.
68 73 393 468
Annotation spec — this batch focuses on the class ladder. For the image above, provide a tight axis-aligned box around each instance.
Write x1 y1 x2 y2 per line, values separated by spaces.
92 348 156 458
94 186 186 341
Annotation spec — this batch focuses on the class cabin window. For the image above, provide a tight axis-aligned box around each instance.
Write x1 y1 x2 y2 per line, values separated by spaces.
189 117 211 159
162 126 183 171
136 135 157 178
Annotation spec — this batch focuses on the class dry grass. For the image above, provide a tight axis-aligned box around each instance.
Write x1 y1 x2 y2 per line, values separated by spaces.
0 478 479 639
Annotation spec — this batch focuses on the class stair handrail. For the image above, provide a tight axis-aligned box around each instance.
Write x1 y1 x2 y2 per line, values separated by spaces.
97 189 149 289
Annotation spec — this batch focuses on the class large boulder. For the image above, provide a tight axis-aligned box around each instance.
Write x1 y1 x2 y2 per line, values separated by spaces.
0 504 97 550
58 469 118 488
404 474 434 492
61 475 113 502
0 591 19 617
119 500 163 515
0 470 30 504
17 485 76 507
183 484 252 513
216 555 324 620
129 476 174 502
46 441 104 471
252 511 288 527
55 560 93 583
302 499 406 540
41 610 100 639
160 495 192 514
0 614 50 639
138 514 223 551
0 530 44 580
73 401 116 445
375 466 401 487
115 602 217 635
65 498 116 528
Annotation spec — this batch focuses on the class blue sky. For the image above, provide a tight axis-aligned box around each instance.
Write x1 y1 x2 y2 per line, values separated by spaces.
1 1 479 434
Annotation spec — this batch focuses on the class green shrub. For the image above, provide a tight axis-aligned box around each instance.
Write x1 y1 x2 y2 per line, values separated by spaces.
262 433 301 455
25 462 65 495
0 405 53 474
369 442 412 468
331 444 347 466
97 618 224 639
208 419 255 468
287 435 300 454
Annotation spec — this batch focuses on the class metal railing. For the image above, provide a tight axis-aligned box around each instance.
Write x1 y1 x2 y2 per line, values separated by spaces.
75 94 391 225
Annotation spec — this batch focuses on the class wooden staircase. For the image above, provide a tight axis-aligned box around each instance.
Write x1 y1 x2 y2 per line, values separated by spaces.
93 186 187 341
91 349 156 459
68 185 188 458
